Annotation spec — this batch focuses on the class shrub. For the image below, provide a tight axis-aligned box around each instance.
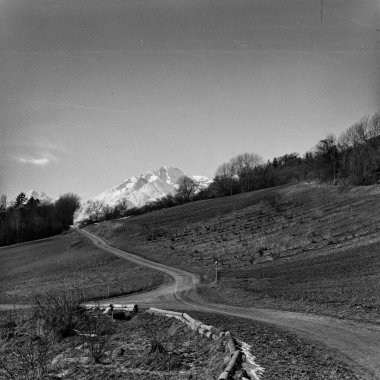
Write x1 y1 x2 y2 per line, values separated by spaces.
77 308 115 363
32 282 85 338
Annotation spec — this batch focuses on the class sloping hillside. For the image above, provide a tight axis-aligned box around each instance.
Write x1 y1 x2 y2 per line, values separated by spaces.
87 183 380 322
0 231 164 304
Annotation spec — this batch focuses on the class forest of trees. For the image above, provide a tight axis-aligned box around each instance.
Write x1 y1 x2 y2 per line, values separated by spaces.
0 193 80 247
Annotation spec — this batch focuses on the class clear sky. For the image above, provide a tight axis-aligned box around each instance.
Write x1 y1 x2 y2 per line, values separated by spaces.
0 0 378 201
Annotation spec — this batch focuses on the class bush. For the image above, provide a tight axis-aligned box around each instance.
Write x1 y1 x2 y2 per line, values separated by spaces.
32 282 85 338
77 308 115 363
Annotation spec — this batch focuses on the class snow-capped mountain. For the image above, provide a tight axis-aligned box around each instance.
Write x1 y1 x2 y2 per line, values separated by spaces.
26 190 54 204
74 166 211 222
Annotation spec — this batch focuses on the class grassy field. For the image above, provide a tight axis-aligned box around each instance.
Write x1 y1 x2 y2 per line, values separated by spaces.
87 183 380 322
0 230 164 304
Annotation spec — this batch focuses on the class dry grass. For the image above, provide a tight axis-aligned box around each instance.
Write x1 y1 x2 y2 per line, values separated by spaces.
1 308 361 380
0 230 164 304
0 310 227 380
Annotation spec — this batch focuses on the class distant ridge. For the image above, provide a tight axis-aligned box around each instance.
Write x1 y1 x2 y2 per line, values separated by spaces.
25 190 54 204
74 166 211 222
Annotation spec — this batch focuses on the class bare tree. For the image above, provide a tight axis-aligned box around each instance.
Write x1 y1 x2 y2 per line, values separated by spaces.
85 200 105 222
337 114 380 184
215 161 237 196
0 194 7 209
315 134 338 182
230 152 262 192
177 175 199 202
116 198 129 217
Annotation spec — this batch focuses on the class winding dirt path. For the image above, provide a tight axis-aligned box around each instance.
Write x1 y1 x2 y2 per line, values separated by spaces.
79 229 380 379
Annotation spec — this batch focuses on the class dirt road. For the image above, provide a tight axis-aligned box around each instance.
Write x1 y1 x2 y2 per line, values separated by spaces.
79 229 380 379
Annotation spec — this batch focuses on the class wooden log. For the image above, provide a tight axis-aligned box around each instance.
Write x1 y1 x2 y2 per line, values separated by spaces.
173 315 186 323
209 326 222 336
218 350 242 380
183 314 222 335
92 303 138 312
225 332 236 355
148 307 183 317
198 327 207 336
182 313 196 324
189 323 198 331
225 350 241 372
218 371 230 380
199 323 214 331
183 320 198 331
109 304 138 312
147 309 222 341
227 341 236 356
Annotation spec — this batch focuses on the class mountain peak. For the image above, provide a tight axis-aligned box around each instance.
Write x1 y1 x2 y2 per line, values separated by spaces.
74 166 211 222
25 190 54 203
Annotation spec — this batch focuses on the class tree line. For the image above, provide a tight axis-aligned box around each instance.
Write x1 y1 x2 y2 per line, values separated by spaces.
210 112 380 197
2 112 378 240
0 193 80 247
81 112 379 224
